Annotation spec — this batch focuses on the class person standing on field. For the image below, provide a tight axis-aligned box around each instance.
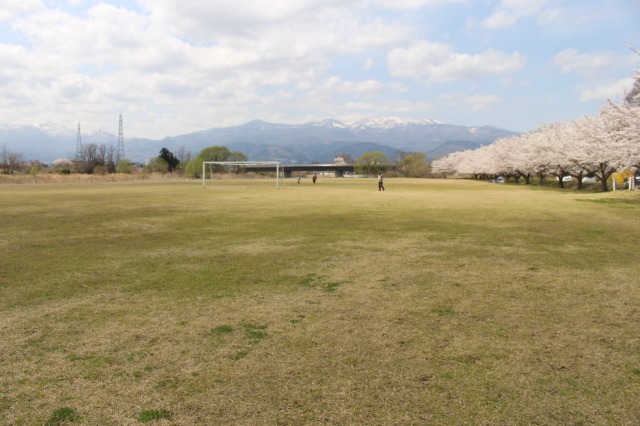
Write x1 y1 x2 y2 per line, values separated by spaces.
378 173 385 191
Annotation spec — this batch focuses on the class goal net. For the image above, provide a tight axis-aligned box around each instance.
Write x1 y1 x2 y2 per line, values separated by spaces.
202 161 283 189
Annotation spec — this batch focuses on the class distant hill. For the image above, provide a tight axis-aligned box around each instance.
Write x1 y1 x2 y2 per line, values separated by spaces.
1 117 517 164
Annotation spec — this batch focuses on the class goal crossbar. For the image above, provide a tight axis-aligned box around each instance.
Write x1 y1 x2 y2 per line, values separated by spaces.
202 161 283 189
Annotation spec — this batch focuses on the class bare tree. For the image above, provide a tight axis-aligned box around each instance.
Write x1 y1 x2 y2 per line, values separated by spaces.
106 145 117 173
77 143 100 173
1 144 23 175
338 152 354 164
176 146 192 164
98 144 107 165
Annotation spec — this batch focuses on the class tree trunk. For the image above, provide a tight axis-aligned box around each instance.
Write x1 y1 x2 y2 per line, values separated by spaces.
538 172 545 185
600 178 609 192
598 163 614 192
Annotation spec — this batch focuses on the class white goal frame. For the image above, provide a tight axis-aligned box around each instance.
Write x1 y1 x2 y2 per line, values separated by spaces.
202 161 283 189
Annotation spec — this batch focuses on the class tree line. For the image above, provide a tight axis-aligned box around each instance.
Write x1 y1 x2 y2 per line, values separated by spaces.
175 147 431 178
1 142 431 178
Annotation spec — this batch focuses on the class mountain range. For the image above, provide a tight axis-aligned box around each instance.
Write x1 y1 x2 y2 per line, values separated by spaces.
0 117 518 164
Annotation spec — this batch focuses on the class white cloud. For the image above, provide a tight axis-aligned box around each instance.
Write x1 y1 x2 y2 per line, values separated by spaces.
577 78 634 102
0 0 42 21
386 40 450 78
363 58 375 71
439 93 500 111
480 0 550 29
387 41 526 82
554 48 637 102
13 5 151 70
139 0 354 40
389 82 408 93
477 0 615 35
372 0 467 9
341 99 434 117
553 48 636 79
322 76 383 95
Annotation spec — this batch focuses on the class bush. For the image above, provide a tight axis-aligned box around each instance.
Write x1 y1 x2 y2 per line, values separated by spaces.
93 165 109 175
185 158 203 178
116 159 133 174
145 157 169 174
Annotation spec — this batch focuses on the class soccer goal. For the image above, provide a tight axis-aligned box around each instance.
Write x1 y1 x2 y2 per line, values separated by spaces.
202 161 283 189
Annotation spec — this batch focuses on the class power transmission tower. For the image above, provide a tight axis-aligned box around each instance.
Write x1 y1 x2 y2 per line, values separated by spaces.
75 122 83 159
117 113 125 163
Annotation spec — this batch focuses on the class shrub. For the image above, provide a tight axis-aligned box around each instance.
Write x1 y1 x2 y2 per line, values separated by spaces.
116 159 133 174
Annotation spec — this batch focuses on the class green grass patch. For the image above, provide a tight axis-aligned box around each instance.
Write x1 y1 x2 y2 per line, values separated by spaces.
45 407 78 425
139 409 172 422
211 325 234 335
243 324 268 344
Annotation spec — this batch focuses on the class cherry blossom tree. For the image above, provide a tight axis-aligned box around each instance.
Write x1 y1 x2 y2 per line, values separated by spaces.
573 114 627 191
600 100 640 173
430 154 456 178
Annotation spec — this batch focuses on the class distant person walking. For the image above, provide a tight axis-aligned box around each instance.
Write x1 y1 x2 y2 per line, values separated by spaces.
312 172 317 184
297 176 302 184
378 173 385 191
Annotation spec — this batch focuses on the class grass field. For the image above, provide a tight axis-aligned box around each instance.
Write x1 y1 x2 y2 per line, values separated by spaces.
1 177 639 425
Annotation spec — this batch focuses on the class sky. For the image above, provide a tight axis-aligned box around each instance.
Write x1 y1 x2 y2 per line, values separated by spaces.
0 0 638 139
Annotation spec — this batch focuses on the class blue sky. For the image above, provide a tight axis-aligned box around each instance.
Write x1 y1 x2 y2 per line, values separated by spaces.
0 0 638 138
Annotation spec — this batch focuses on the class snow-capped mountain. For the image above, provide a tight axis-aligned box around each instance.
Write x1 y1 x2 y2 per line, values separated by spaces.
313 117 443 130
37 122 76 138
347 116 444 130
1 117 517 164
314 119 348 129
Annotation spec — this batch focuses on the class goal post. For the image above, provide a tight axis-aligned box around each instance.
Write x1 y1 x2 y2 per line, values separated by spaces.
202 161 283 189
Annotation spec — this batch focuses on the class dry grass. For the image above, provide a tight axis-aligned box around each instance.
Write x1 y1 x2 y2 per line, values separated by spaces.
1 178 639 424
0 171 183 185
